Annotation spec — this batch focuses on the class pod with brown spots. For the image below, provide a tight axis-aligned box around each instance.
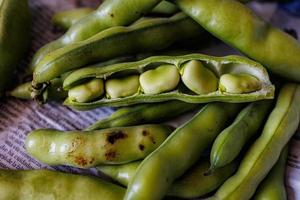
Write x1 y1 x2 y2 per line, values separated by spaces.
25 124 172 168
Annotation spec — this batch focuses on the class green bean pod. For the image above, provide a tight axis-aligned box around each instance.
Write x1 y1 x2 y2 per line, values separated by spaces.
86 101 198 131
172 0 300 82
124 103 242 200
28 55 141 102
52 8 94 31
0 0 30 97
211 83 300 200
52 2 179 31
210 100 272 170
98 159 237 199
25 125 171 168
63 53 274 110
30 0 164 72
0 169 125 200
98 161 140 187
32 13 204 86
150 1 178 15
253 146 288 200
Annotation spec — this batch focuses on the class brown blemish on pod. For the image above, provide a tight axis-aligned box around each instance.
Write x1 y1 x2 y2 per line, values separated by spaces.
106 131 128 144
142 130 149 136
105 150 117 161
74 156 88 166
142 130 156 144
139 144 145 151
68 136 85 154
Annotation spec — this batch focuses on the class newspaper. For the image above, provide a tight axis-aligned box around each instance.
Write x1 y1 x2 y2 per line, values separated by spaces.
0 0 299 199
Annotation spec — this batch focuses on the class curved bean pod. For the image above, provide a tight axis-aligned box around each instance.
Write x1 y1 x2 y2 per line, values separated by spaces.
98 161 140 187
150 1 178 15
86 101 198 131
172 0 300 81
0 169 125 200
29 55 142 102
63 53 274 110
26 125 171 168
211 83 300 200
253 146 288 200
124 103 242 200
30 0 163 71
32 13 204 86
0 0 30 97
52 8 94 31
98 159 237 199
210 100 272 170
52 2 179 31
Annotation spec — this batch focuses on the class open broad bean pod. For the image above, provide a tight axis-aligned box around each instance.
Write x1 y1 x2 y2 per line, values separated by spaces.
63 54 274 110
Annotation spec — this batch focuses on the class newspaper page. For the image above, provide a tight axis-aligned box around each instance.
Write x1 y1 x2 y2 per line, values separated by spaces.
0 0 299 199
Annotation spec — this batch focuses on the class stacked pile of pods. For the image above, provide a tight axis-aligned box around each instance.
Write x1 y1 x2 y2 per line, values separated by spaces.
2 0 300 199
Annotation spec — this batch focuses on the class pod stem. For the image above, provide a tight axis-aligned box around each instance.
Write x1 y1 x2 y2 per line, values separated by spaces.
31 81 50 103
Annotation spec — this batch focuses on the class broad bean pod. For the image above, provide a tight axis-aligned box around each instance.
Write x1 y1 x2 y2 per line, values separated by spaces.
172 0 300 82
86 101 198 131
30 0 164 71
210 100 272 170
52 2 179 31
32 13 204 86
149 1 178 15
52 8 94 31
211 83 300 200
98 159 237 199
25 124 171 168
0 169 125 200
63 53 274 110
253 146 288 200
29 55 139 102
0 0 30 97
124 103 242 200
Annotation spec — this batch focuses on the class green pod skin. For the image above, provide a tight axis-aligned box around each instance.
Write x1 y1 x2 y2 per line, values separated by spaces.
172 0 300 82
253 146 288 200
25 124 172 168
52 8 94 31
8 82 32 100
0 0 30 97
124 103 242 200
211 83 300 200
86 101 198 131
210 100 272 170
32 13 204 86
0 169 125 200
30 0 164 72
52 2 178 31
150 1 178 15
98 161 140 187
63 53 274 110
98 159 238 199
